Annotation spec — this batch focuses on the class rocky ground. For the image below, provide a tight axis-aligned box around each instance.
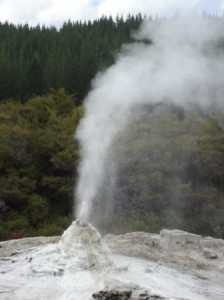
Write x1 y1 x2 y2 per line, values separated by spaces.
0 226 224 300
97 229 224 300
0 236 60 257
104 229 224 274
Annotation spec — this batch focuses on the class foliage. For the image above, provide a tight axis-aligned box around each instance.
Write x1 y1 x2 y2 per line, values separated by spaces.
1 93 224 240
92 106 224 238
25 194 48 226
0 15 143 103
0 89 82 240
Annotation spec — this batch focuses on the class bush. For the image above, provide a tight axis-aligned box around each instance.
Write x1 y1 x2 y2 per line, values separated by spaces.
0 213 29 240
25 194 48 226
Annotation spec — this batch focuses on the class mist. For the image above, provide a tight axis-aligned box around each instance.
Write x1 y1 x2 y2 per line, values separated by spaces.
75 16 224 225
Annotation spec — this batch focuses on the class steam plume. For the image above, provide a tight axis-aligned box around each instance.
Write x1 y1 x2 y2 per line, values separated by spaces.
75 17 224 222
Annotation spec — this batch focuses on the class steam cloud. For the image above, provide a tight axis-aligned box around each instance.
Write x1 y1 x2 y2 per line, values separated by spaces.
75 17 224 222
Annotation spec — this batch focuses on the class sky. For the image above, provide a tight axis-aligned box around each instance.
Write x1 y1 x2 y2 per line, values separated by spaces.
0 0 222 27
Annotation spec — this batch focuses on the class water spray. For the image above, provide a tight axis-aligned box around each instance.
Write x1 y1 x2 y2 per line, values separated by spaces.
75 17 224 228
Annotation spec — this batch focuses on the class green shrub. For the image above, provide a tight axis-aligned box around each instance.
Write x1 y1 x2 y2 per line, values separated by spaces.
25 194 48 226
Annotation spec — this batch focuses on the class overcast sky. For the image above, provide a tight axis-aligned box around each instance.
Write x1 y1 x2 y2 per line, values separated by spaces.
0 0 222 26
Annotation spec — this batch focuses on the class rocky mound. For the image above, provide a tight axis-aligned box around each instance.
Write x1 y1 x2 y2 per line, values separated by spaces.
59 220 112 272
103 229 224 271
0 225 224 300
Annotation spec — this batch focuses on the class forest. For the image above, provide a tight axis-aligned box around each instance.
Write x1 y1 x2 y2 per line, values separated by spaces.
0 15 143 103
0 15 224 240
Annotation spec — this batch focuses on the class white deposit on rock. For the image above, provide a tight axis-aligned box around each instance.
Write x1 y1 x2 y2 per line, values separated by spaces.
160 229 201 250
59 220 112 272
104 229 224 265
0 223 224 300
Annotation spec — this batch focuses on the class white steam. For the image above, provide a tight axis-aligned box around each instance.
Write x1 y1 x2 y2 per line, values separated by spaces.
75 17 224 221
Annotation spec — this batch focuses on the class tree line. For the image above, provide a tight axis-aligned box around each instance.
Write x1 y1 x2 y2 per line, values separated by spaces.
0 15 143 104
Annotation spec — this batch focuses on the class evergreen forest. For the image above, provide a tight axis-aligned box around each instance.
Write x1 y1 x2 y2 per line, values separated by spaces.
0 15 224 240
0 15 143 103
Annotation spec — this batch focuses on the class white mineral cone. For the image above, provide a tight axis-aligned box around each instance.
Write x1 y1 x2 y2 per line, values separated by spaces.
59 220 112 273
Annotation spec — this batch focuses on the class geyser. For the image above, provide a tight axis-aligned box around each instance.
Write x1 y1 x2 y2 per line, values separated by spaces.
75 16 224 224
60 220 111 272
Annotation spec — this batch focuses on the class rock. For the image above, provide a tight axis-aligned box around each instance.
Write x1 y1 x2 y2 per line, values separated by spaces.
199 237 224 258
203 248 218 259
92 289 132 299
103 228 224 276
1 226 224 299
0 236 60 257
113 265 129 273
160 229 201 251
59 220 112 272
92 280 167 300
104 232 161 261
92 289 166 300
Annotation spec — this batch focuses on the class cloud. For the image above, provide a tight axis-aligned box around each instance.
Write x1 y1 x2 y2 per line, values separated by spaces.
220 0 224 10
37 0 97 26
0 0 222 26
98 0 201 17
0 0 97 26
0 0 50 25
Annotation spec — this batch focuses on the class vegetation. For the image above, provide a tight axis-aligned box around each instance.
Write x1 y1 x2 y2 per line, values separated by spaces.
0 15 143 104
0 89 82 239
0 15 224 240
93 106 224 238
